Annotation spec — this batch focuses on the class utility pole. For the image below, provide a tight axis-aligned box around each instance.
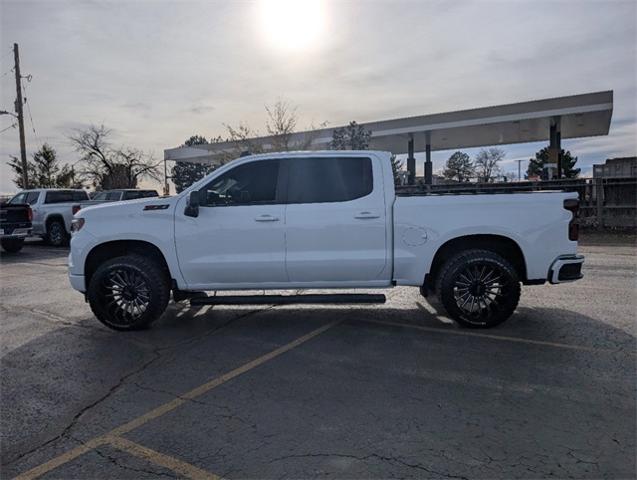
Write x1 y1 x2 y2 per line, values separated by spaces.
517 159 523 181
13 43 28 188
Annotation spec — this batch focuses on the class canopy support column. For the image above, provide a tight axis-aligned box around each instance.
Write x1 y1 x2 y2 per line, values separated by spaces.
424 131 432 185
407 135 415 185
549 116 562 179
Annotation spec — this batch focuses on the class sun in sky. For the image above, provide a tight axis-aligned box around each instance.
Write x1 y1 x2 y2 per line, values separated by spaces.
258 0 326 53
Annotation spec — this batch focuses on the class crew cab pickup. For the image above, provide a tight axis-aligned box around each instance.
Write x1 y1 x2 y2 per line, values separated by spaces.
10 189 89 246
0 201 32 252
69 151 584 331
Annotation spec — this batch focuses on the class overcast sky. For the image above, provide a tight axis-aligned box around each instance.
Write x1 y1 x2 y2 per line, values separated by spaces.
1 0 636 193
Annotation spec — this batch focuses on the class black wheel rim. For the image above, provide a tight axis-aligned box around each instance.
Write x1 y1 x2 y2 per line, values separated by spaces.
100 267 150 326
453 262 508 324
50 223 63 244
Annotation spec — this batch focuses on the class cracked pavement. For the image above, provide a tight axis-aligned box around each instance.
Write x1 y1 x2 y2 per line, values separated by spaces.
1 236 635 479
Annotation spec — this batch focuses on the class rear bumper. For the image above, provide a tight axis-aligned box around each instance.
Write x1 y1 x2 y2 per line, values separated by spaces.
1 226 31 238
548 255 584 284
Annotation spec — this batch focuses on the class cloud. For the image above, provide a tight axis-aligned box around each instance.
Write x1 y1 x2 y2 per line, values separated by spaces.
0 0 635 194
188 104 215 115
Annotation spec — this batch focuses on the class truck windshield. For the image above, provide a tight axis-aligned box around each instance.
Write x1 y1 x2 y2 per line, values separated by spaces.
9 193 27 204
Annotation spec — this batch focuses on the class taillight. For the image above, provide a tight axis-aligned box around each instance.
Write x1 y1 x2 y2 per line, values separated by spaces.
563 198 579 241
72 204 81 215
27 206 33 222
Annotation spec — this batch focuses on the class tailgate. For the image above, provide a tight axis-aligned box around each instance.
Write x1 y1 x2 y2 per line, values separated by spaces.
1 204 31 228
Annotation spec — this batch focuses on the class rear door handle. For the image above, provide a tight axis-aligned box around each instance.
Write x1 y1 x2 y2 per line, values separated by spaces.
254 214 279 222
354 211 380 219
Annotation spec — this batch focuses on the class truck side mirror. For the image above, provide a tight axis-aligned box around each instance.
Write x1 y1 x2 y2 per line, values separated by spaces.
184 190 201 218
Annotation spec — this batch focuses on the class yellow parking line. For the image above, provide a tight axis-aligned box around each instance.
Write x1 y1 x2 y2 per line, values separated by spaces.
13 438 108 480
107 436 221 480
359 318 635 355
13 321 339 480
110 319 338 435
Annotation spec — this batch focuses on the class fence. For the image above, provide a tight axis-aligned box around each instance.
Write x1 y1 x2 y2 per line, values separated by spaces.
397 177 637 230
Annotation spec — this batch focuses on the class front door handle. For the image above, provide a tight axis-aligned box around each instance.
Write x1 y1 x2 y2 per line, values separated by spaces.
354 211 380 219
255 214 280 222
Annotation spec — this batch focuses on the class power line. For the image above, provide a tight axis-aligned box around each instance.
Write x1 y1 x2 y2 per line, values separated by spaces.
22 83 38 141
0 47 13 64
0 123 17 135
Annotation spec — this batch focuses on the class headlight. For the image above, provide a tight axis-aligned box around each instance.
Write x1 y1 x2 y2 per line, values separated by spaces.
71 218 85 233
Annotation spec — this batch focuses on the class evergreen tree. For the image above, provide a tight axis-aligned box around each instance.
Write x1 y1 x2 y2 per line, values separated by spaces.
442 151 474 182
390 154 404 185
329 121 372 150
171 135 216 193
8 143 82 189
527 147 580 179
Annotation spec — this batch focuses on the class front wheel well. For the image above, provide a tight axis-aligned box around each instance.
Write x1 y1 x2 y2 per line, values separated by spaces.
84 240 170 288
425 234 527 290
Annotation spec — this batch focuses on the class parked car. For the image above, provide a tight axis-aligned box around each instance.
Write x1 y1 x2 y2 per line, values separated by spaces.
68 151 583 331
0 200 32 253
9 189 89 247
81 189 159 208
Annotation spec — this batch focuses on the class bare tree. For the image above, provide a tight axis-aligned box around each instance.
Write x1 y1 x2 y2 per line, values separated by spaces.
222 100 318 159
265 100 297 151
474 147 505 182
69 125 161 189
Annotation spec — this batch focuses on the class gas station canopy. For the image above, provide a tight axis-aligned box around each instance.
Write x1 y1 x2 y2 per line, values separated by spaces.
164 90 613 184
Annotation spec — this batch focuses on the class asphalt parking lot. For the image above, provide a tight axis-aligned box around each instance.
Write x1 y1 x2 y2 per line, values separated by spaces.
1 237 635 479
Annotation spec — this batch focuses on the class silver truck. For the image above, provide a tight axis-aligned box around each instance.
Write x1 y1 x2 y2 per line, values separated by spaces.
9 189 89 246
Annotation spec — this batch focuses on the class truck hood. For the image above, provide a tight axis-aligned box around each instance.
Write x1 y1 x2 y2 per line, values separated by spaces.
77 196 177 217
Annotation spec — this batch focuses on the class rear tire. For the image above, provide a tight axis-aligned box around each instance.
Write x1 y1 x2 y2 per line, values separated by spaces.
87 254 170 331
1 238 25 253
45 219 68 247
436 249 520 328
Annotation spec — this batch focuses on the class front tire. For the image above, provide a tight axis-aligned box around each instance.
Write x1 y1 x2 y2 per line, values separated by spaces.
1 238 25 253
436 249 520 328
87 255 170 331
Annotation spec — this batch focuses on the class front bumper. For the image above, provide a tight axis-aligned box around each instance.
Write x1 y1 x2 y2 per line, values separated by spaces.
548 255 584 284
69 273 86 292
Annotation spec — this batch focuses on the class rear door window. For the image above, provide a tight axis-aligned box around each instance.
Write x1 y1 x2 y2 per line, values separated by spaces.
286 157 373 204
73 191 89 201
45 191 74 203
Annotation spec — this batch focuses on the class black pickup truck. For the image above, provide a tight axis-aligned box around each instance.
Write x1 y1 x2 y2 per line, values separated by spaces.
0 202 32 253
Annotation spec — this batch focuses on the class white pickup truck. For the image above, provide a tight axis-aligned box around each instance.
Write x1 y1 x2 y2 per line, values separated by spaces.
10 189 89 246
69 151 583 331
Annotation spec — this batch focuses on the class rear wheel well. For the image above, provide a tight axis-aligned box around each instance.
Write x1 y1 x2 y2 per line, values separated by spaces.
45 214 65 232
85 240 170 288
425 235 527 290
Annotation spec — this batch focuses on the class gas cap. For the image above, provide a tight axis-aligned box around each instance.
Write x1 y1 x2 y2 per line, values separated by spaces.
402 226 428 246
